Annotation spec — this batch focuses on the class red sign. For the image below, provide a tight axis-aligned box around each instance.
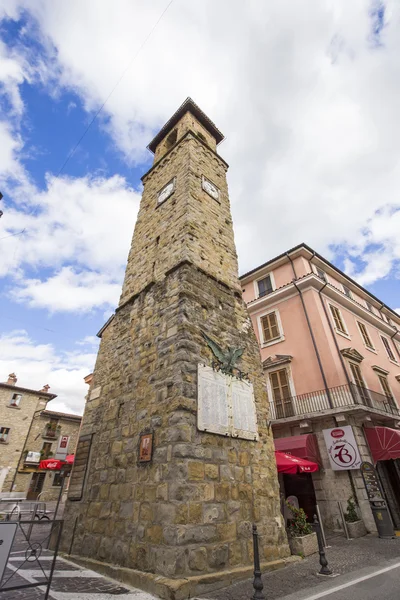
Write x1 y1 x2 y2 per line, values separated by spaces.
330 429 345 438
60 436 69 449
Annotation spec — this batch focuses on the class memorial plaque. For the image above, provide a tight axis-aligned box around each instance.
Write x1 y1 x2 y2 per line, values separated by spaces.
68 434 93 501
197 364 258 439
198 365 229 435
232 378 258 440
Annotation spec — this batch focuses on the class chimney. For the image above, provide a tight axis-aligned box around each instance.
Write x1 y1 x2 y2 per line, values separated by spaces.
6 373 17 385
40 384 50 393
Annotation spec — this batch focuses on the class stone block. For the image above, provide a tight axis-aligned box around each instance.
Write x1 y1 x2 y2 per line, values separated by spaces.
188 502 202 524
189 547 208 571
216 522 237 542
188 461 205 481
205 463 219 479
176 524 218 545
203 503 226 523
146 525 164 544
208 544 229 568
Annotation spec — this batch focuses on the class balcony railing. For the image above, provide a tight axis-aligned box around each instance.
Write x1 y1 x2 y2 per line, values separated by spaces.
42 426 60 440
270 383 400 420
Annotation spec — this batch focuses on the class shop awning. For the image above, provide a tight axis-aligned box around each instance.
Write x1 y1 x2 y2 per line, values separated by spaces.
39 455 75 471
274 434 321 464
364 426 400 463
275 451 319 474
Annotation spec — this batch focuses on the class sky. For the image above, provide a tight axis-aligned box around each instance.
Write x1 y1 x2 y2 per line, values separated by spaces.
0 0 399 415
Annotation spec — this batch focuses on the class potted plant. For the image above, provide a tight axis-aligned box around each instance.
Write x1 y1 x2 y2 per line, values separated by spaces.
286 503 318 557
344 496 367 538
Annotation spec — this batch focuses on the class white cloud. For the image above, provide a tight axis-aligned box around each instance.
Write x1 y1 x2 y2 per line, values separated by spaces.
1 174 140 311
0 330 96 414
1 0 396 289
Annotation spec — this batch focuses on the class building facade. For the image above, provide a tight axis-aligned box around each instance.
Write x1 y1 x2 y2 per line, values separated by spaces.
61 98 289 597
0 373 56 494
13 409 82 501
241 244 400 533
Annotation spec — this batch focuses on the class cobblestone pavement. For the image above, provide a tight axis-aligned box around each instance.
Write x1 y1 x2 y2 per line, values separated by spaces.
201 533 400 600
0 520 155 600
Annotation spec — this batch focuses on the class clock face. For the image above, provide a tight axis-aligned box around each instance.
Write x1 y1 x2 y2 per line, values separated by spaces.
202 176 219 201
158 179 175 204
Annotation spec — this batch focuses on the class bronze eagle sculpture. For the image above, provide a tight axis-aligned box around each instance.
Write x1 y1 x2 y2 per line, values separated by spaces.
201 332 244 375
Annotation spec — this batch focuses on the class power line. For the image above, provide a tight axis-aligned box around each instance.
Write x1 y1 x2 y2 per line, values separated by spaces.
0 0 174 240
56 0 175 178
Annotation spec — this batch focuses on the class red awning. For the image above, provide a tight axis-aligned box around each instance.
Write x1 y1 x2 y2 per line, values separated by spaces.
275 451 319 474
274 434 321 464
65 454 75 464
39 459 64 470
364 426 400 463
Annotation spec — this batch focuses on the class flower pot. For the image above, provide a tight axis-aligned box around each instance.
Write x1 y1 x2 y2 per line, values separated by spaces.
288 532 318 557
346 520 367 538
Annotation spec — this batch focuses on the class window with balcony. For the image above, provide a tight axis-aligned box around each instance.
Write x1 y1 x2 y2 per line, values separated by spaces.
381 336 397 362
257 275 273 297
342 284 352 299
43 419 60 439
269 368 294 418
365 301 374 313
41 442 53 459
349 362 370 405
357 322 375 351
9 393 22 407
329 304 348 336
377 375 396 409
0 427 10 443
260 311 282 344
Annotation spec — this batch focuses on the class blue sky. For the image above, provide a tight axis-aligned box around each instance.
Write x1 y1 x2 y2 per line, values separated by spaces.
0 1 399 413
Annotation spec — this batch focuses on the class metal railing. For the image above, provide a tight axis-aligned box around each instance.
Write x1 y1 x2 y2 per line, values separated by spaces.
270 383 400 420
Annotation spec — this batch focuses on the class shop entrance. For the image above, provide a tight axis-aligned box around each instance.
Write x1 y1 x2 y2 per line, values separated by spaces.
376 459 400 529
282 472 317 522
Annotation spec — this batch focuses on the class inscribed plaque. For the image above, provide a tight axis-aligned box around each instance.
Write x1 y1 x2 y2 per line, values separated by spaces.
197 364 258 440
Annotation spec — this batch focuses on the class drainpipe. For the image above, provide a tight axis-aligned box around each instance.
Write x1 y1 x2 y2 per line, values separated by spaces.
308 254 356 402
286 252 333 408
390 330 400 362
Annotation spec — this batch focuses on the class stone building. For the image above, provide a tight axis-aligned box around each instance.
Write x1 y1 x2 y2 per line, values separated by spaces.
0 373 56 494
240 243 400 533
62 98 289 597
13 409 82 501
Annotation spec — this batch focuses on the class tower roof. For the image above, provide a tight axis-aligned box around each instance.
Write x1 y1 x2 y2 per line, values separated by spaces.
147 97 224 153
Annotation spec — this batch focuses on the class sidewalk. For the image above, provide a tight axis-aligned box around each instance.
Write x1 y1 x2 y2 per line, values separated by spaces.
200 533 400 600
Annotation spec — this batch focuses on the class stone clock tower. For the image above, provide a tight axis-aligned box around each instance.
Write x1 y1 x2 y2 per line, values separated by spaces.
62 99 289 598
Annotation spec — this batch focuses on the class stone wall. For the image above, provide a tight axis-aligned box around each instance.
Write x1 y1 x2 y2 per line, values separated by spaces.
62 263 289 579
0 386 48 493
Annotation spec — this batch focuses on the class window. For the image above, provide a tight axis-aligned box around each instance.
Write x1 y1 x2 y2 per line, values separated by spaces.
257 275 273 297
357 322 374 350
365 301 374 313
269 369 294 418
316 267 327 282
9 393 22 407
349 363 370 405
329 304 347 335
165 129 177 150
261 311 281 344
381 336 396 362
342 284 352 299
377 375 396 407
0 427 10 443
53 473 63 487
41 442 52 459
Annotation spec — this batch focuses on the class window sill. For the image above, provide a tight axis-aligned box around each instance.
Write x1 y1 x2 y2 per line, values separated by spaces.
262 336 285 348
389 358 398 366
335 329 351 340
365 346 377 354
7 405 21 409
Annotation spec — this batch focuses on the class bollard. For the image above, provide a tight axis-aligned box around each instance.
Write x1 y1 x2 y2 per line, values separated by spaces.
313 514 332 575
252 524 265 600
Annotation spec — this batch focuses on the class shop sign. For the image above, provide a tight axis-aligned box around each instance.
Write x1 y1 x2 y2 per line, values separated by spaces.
322 426 362 470
55 435 69 460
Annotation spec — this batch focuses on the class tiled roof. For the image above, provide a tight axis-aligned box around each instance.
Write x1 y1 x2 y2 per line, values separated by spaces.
40 409 82 421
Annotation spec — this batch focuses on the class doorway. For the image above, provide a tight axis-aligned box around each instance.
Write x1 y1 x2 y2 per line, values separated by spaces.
283 472 317 522
27 472 46 500
376 460 400 529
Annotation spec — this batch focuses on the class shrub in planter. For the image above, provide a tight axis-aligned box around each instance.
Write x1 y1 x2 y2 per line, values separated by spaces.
344 496 367 538
286 503 318 557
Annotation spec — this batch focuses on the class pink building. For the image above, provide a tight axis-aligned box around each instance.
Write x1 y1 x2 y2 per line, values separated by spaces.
240 243 400 533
